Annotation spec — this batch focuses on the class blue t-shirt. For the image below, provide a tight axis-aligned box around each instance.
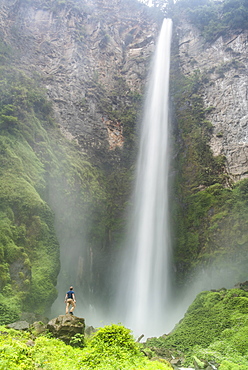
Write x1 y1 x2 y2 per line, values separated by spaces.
67 290 75 299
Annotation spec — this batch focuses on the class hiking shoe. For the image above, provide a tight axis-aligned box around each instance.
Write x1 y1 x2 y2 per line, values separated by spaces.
69 312 74 315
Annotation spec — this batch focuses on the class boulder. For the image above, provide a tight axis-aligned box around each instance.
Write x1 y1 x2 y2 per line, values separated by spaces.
6 320 30 331
47 315 85 344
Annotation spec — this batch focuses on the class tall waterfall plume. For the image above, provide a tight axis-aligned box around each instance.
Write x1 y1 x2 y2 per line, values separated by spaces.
118 18 173 338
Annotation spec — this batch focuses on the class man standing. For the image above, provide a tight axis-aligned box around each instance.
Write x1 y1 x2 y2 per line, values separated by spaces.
64 286 76 315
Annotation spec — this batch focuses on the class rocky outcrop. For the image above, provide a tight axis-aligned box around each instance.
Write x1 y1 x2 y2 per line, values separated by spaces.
47 314 85 344
176 20 248 181
5 314 86 345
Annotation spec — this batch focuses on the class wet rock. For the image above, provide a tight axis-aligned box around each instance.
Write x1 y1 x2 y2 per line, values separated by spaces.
206 361 219 370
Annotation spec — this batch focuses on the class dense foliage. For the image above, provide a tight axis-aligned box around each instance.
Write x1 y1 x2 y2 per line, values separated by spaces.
173 0 248 42
0 67 60 318
145 288 248 369
0 324 172 370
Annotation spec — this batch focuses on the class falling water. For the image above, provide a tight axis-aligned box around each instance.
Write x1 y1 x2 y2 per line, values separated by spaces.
118 19 173 338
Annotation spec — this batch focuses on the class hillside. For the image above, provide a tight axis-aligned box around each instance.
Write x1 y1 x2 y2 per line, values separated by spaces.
145 286 248 369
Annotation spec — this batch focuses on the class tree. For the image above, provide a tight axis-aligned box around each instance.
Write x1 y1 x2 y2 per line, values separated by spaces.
139 0 174 15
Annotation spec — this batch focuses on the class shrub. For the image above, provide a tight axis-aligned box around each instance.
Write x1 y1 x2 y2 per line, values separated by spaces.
145 289 248 368
0 324 172 370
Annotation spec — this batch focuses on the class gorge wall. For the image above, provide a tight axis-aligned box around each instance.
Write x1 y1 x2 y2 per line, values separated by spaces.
0 0 161 159
0 0 164 322
0 0 247 326
170 3 248 291
177 19 248 181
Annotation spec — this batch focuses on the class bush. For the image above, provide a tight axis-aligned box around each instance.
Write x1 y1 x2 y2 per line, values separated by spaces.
0 301 20 325
145 289 248 368
0 324 172 370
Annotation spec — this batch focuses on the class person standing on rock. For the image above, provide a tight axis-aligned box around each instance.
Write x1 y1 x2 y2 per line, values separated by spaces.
64 286 76 315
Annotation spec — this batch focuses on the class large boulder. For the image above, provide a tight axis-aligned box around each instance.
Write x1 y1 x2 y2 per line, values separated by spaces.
47 315 85 344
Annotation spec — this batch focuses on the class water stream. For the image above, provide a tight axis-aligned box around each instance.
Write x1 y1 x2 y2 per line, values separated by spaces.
117 18 173 338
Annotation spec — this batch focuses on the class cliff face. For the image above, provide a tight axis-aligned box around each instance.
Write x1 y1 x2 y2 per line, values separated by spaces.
0 0 247 322
0 0 163 320
0 0 159 158
177 20 248 181
170 15 248 288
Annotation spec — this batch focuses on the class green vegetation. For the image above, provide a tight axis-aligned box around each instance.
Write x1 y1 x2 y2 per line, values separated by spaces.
173 0 248 42
0 324 172 370
0 67 60 318
173 178 248 282
2 291 248 369
145 288 248 369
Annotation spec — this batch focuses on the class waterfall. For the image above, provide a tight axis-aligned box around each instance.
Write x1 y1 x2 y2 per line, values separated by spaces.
118 18 173 338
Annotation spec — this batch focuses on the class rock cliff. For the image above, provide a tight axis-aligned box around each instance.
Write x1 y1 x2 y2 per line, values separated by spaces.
0 0 165 319
0 0 247 322
176 19 248 180
0 0 160 159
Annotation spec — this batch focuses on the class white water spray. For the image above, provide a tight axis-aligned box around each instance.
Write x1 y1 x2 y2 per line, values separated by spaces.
117 19 173 338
